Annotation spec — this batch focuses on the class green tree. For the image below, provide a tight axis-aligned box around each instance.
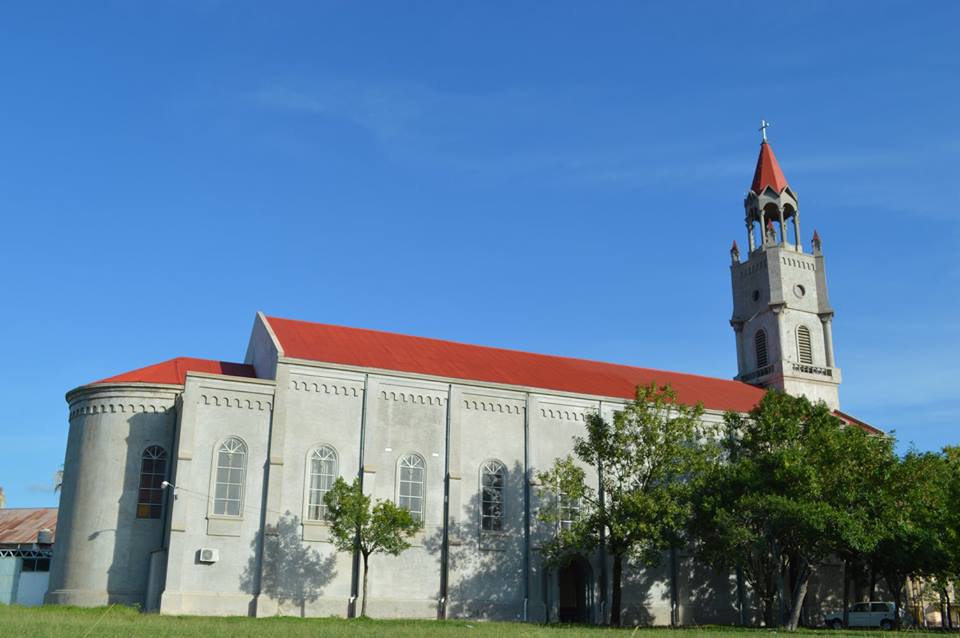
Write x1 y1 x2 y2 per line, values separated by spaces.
695 390 891 630
536 383 719 626
323 477 421 617
869 450 952 629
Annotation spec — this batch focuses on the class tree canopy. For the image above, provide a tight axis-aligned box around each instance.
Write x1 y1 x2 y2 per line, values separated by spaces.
536 383 720 626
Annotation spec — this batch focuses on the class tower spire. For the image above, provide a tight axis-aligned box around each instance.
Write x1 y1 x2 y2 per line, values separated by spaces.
750 138 789 194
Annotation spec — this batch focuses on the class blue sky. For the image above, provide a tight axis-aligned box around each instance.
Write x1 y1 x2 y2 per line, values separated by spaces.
1 2 957 508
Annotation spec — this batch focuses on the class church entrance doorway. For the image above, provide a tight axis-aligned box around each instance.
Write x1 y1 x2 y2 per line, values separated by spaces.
557 557 592 623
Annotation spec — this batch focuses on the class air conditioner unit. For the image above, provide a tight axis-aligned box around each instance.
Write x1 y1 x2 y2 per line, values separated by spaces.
198 548 219 563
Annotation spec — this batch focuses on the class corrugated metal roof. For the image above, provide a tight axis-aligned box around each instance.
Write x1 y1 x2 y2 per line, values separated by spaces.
0 508 57 544
265 315 767 413
92 357 256 386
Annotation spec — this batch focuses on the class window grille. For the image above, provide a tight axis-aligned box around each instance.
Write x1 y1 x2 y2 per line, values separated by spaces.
137 446 167 519
559 492 581 531
797 325 813 364
480 460 506 531
398 454 425 523
755 329 768 369
307 446 338 521
213 437 246 517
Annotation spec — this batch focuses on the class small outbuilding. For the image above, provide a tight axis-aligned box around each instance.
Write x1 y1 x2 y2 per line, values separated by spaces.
0 508 58 606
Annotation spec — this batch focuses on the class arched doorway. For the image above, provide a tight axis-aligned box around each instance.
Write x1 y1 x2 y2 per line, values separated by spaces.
557 557 592 623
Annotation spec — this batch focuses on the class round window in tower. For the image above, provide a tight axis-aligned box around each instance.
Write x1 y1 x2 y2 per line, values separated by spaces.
794 284 806 298
752 290 760 302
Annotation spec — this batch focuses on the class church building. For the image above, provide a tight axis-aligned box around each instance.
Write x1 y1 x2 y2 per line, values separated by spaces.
46 136 874 624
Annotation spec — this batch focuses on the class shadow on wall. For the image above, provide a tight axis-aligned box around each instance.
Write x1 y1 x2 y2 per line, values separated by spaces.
240 512 337 617
105 412 167 607
619 557 665 626
425 461 526 620
683 552 740 625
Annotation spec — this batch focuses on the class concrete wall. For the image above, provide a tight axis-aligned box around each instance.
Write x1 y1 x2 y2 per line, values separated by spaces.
0 557 18 605
731 244 840 408
160 372 276 616
252 364 365 617
52 335 846 624
16 571 49 606
47 384 178 607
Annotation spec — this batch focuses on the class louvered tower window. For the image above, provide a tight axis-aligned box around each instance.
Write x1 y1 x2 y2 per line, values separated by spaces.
797 325 813 364
755 330 768 369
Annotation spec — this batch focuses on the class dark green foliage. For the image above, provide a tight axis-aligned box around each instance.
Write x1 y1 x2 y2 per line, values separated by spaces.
537 383 720 626
692 390 895 630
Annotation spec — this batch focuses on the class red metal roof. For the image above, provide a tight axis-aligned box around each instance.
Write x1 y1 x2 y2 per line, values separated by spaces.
750 141 789 194
265 316 766 412
835 409 884 435
0 508 57 544
93 357 256 386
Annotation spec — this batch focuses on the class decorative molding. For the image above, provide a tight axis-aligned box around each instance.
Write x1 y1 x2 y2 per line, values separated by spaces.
289 379 361 397
199 394 272 411
379 389 446 406
70 401 172 418
462 398 524 415
781 255 816 271
538 406 590 422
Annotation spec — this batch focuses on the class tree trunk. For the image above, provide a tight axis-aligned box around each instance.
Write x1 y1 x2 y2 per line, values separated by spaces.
785 566 811 631
761 596 773 628
611 553 623 627
842 560 850 627
361 553 370 618
891 579 904 631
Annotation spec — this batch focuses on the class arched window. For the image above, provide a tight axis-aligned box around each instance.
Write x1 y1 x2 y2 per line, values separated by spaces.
797 325 813 364
480 460 506 532
137 446 167 519
755 329 768 369
397 454 425 524
213 437 247 517
306 446 338 521
559 492 581 531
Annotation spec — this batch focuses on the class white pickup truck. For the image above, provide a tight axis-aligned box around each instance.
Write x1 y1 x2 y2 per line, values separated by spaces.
824 601 905 629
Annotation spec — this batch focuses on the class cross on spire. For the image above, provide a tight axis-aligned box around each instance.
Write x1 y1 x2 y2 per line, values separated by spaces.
759 119 770 142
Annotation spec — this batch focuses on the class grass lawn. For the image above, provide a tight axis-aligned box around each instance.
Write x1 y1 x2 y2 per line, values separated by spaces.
0 605 910 638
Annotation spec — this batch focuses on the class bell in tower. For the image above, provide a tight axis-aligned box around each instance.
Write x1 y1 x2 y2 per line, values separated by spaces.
730 122 842 409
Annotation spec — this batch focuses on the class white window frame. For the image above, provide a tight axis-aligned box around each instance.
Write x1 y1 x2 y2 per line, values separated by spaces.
305 444 339 522
479 460 506 533
211 436 247 518
396 453 426 524
558 491 582 532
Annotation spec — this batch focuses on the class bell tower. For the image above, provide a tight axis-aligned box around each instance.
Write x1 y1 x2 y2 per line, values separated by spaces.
730 123 841 409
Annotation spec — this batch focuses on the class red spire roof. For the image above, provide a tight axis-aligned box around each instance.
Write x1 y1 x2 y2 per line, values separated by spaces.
265 316 766 412
93 357 256 385
750 142 789 194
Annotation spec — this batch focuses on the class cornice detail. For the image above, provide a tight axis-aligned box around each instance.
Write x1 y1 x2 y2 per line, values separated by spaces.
462 398 524 415
379 389 446 406
70 401 172 419
200 394 273 411
290 379 361 397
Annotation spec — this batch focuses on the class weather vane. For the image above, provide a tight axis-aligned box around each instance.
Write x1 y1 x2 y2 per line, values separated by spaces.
759 119 770 142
